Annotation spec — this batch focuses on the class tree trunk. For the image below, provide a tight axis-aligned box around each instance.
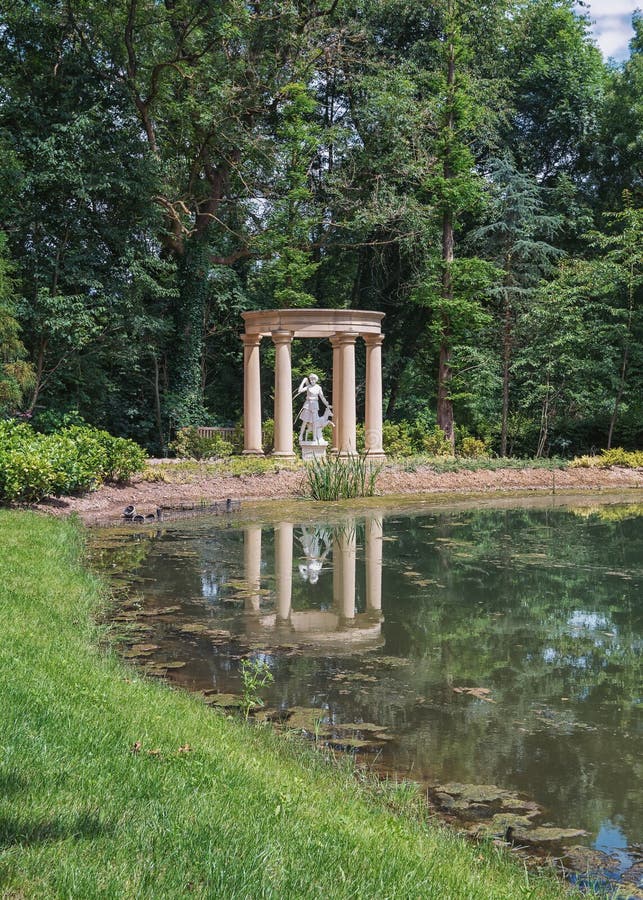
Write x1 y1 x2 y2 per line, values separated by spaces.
536 373 550 458
26 338 47 416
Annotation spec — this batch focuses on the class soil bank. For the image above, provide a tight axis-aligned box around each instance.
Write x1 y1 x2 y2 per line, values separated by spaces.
36 461 643 524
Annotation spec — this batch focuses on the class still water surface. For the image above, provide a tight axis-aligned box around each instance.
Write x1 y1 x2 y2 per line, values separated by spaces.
93 499 642 869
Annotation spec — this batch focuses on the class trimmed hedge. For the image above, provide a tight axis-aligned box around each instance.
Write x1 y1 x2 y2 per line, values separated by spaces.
0 420 146 503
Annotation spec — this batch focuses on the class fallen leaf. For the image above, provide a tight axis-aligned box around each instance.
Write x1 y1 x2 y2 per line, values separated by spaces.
130 741 142 754
178 744 192 753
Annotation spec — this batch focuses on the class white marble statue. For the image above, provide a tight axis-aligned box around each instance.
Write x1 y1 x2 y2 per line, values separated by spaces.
296 373 333 445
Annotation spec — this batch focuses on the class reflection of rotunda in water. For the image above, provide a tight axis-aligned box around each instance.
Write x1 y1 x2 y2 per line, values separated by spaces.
238 516 384 651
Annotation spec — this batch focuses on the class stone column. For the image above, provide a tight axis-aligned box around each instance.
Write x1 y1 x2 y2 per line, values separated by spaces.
271 330 295 458
337 333 357 456
275 522 293 621
364 334 385 459
365 515 383 612
242 334 264 455
243 525 262 612
330 335 342 453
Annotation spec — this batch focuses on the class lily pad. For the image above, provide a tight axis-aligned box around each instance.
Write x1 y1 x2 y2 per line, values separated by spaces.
178 623 211 635
138 605 182 617
206 693 243 709
562 846 622 875
509 824 588 846
435 783 512 804
284 707 328 730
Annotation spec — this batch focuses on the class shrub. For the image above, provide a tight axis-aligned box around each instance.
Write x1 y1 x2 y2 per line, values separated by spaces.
380 421 454 457
421 426 453 456
458 436 490 459
382 421 415 456
0 421 146 503
261 419 275 454
170 427 233 460
571 448 643 469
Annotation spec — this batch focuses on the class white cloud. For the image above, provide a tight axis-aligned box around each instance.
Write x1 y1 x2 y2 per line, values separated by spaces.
576 0 639 60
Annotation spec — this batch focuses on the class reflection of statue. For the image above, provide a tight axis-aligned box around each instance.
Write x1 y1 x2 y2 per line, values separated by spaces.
297 525 331 584
296 373 333 445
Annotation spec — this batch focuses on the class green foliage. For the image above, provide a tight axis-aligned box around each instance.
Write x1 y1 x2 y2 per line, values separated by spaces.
169 427 233 460
0 421 146 503
239 658 274 720
380 421 454 457
0 233 34 413
458 436 490 459
0 0 640 459
571 448 643 469
305 456 381 501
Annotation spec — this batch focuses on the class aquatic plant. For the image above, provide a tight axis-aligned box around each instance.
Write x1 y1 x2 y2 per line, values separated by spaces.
305 455 381 500
240 657 274 719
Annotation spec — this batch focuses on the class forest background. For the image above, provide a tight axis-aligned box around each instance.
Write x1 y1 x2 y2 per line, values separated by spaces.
0 0 641 457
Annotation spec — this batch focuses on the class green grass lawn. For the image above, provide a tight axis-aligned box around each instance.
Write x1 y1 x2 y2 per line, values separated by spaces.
0 510 578 899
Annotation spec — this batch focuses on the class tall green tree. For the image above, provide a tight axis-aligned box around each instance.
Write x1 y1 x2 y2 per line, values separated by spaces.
472 155 562 455
594 13 643 209
514 198 642 454
0 232 34 414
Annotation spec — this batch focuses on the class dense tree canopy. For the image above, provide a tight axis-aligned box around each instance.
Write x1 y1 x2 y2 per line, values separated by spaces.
0 0 640 453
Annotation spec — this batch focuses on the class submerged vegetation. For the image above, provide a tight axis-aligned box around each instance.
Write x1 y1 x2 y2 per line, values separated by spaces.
0 510 577 898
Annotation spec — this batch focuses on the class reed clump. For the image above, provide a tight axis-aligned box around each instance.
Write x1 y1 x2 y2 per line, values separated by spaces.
305 454 381 500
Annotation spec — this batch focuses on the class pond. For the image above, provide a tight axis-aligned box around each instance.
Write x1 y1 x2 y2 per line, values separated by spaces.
92 496 642 891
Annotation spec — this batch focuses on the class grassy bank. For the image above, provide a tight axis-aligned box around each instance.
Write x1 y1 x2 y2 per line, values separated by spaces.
0 511 575 899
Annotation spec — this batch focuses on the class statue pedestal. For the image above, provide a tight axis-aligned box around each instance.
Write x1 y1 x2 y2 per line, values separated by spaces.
300 441 327 461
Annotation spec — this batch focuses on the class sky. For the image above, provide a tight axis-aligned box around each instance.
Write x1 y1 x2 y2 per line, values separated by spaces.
578 0 640 60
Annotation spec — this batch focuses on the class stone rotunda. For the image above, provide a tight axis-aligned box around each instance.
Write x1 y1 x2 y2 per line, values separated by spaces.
241 309 385 458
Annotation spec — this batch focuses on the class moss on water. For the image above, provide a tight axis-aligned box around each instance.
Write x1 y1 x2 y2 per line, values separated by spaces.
0 510 580 899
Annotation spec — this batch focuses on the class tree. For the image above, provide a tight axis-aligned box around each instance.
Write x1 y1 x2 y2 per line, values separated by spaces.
594 13 643 210
514 198 642 454
0 232 34 414
502 0 605 182
472 155 563 455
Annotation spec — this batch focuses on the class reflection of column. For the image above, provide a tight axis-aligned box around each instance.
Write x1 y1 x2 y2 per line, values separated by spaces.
338 525 356 620
275 522 293 621
337 333 357 456
272 331 295 457
332 531 343 610
365 516 383 612
330 335 342 453
242 334 263 455
364 334 385 459
244 525 262 612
